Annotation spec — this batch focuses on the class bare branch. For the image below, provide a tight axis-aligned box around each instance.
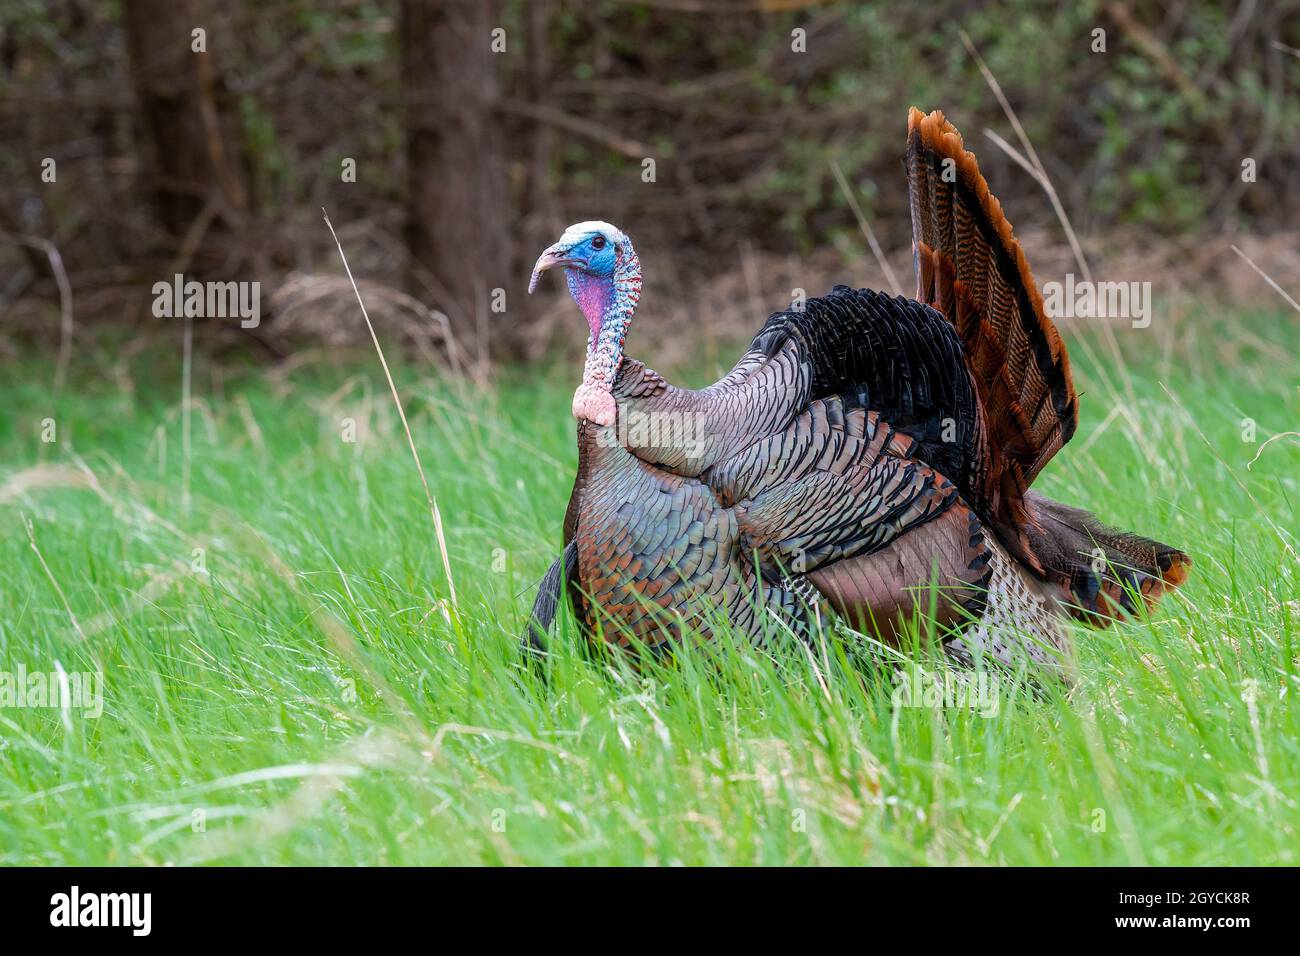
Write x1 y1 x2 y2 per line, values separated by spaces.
0 231 74 392
497 99 649 159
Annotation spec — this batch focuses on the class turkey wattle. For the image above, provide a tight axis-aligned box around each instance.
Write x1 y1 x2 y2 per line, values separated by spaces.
522 108 1190 676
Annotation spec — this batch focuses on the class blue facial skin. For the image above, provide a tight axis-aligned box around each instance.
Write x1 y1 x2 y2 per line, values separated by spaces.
562 233 621 338
566 233 618 277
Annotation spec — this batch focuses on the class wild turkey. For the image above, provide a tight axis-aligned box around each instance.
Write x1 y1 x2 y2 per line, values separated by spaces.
522 108 1190 675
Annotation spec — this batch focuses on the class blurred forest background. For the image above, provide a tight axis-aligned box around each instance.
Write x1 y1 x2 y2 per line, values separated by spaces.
3 0 1299 373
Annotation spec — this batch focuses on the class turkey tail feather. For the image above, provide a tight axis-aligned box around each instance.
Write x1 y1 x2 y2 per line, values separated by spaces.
521 541 578 655
905 108 1189 620
1024 492 1191 623
905 108 1079 518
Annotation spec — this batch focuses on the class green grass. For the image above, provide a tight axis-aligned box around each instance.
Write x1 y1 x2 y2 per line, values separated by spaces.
1 303 1298 866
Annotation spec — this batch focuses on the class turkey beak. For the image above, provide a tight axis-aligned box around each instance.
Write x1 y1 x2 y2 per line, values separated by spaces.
528 245 580 293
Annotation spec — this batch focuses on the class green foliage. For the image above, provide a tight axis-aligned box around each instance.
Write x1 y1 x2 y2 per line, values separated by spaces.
0 306 1297 864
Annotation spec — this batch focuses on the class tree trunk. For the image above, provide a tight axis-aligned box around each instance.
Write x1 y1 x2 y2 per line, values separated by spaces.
402 0 510 361
122 0 246 243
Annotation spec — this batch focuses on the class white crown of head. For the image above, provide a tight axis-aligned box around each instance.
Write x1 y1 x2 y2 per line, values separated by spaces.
558 220 630 249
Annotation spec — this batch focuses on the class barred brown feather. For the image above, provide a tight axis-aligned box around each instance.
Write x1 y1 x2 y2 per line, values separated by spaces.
521 109 1190 676
906 107 1080 570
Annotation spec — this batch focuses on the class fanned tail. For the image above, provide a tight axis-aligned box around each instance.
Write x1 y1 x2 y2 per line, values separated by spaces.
905 107 1190 618
905 107 1079 569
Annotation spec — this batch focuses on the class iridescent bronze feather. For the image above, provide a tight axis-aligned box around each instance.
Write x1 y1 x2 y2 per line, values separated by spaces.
522 110 1190 676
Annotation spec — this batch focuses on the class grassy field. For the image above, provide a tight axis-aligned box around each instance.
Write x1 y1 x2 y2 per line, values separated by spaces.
1 301 1297 866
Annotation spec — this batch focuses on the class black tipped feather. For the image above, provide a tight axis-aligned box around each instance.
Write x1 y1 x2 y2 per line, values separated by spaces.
520 541 578 656
1024 491 1191 622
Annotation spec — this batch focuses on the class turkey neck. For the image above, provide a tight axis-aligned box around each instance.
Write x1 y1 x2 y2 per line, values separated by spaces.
578 309 628 398
570 244 642 411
